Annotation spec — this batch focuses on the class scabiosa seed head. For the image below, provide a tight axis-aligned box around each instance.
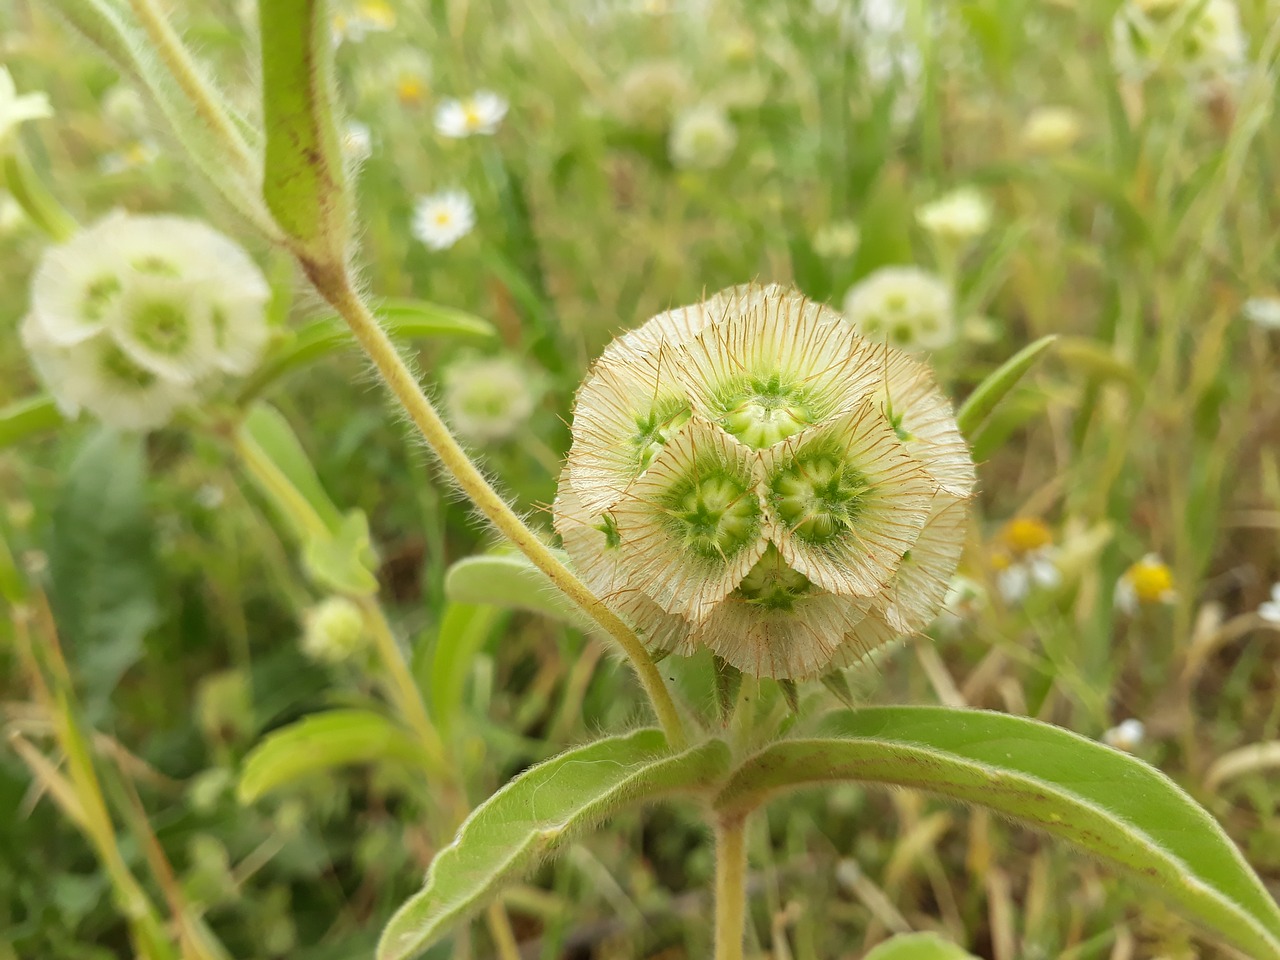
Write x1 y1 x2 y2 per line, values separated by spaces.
554 284 974 679
841 266 955 352
441 353 541 444
1112 0 1246 84
21 212 270 431
668 104 738 171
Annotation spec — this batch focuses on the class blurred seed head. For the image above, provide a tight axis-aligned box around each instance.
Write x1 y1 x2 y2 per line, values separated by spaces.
1020 105 1084 155
21 212 270 431
841 266 955 352
441 353 542 444
668 103 738 170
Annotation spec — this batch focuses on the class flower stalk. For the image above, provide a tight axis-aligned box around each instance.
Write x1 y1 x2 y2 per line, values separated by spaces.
302 265 688 748
713 812 750 960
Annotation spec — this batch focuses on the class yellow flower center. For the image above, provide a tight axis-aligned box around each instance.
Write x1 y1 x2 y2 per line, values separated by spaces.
434 210 452 226
463 104 483 129
1001 517 1053 555
397 77 426 104
1126 559 1174 604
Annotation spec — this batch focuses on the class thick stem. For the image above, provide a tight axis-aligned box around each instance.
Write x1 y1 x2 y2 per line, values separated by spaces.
714 813 749 960
307 265 688 749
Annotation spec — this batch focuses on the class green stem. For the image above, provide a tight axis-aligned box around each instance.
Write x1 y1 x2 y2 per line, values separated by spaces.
714 813 749 960
3 150 77 241
304 265 689 750
125 0 257 177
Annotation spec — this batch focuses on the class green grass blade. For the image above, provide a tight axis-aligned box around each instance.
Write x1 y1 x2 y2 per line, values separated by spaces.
956 334 1056 439
0 394 65 448
716 706 1280 960
378 731 731 960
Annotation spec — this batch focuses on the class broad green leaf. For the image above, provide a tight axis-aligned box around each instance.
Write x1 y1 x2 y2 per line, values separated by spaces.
237 300 494 403
863 933 979 960
0 394 64 449
422 602 504 735
237 709 428 804
301 510 379 596
258 0 348 266
716 706 1280 960
956 335 1056 438
444 552 589 631
378 731 731 960
47 429 159 714
239 404 344 536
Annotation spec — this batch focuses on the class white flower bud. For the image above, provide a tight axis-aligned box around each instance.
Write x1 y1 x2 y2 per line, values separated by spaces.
555 284 973 679
301 597 367 664
916 188 992 244
1020 106 1084 155
841 266 955 352
668 104 737 171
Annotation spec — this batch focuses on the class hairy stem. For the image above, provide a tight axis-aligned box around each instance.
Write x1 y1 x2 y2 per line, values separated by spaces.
306 264 689 749
126 0 257 177
714 813 750 960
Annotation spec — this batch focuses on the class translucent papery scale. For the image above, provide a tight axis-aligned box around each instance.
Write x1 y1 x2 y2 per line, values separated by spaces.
760 400 937 599
876 349 976 498
874 494 969 636
104 271 218 385
598 283 781 365
609 416 768 622
565 345 692 517
553 475 691 654
675 289 884 450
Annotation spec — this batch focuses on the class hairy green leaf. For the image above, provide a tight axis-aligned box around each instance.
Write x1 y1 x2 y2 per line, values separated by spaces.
239 403 344 536
301 510 379 596
956 334 1056 438
258 0 348 265
0 394 64 449
444 552 590 630
378 732 731 960
237 709 428 804
419 602 503 735
47 429 159 715
716 706 1280 960
863 933 979 960
238 300 494 403
46 0 274 237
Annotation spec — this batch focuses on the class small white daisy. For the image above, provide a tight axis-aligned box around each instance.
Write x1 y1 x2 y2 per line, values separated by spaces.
1102 718 1145 752
1243 297 1280 331
411 190 475 250
1258 584 1280 625
434 91 508 138
0 67 52 147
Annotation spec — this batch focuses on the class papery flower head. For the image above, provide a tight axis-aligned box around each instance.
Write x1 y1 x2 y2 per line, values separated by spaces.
1115 553 1176 613
614 60 693 131
1112 0 1246 83
553 284 974 679
668 104 738 170
434 91 508 138
841 266 955 352
21 212 270 430
916 188 992 244
0 67 53 148
442 353 541 444
410 189 475 250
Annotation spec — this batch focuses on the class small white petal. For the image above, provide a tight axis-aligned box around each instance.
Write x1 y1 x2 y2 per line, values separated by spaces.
411 190 476 250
